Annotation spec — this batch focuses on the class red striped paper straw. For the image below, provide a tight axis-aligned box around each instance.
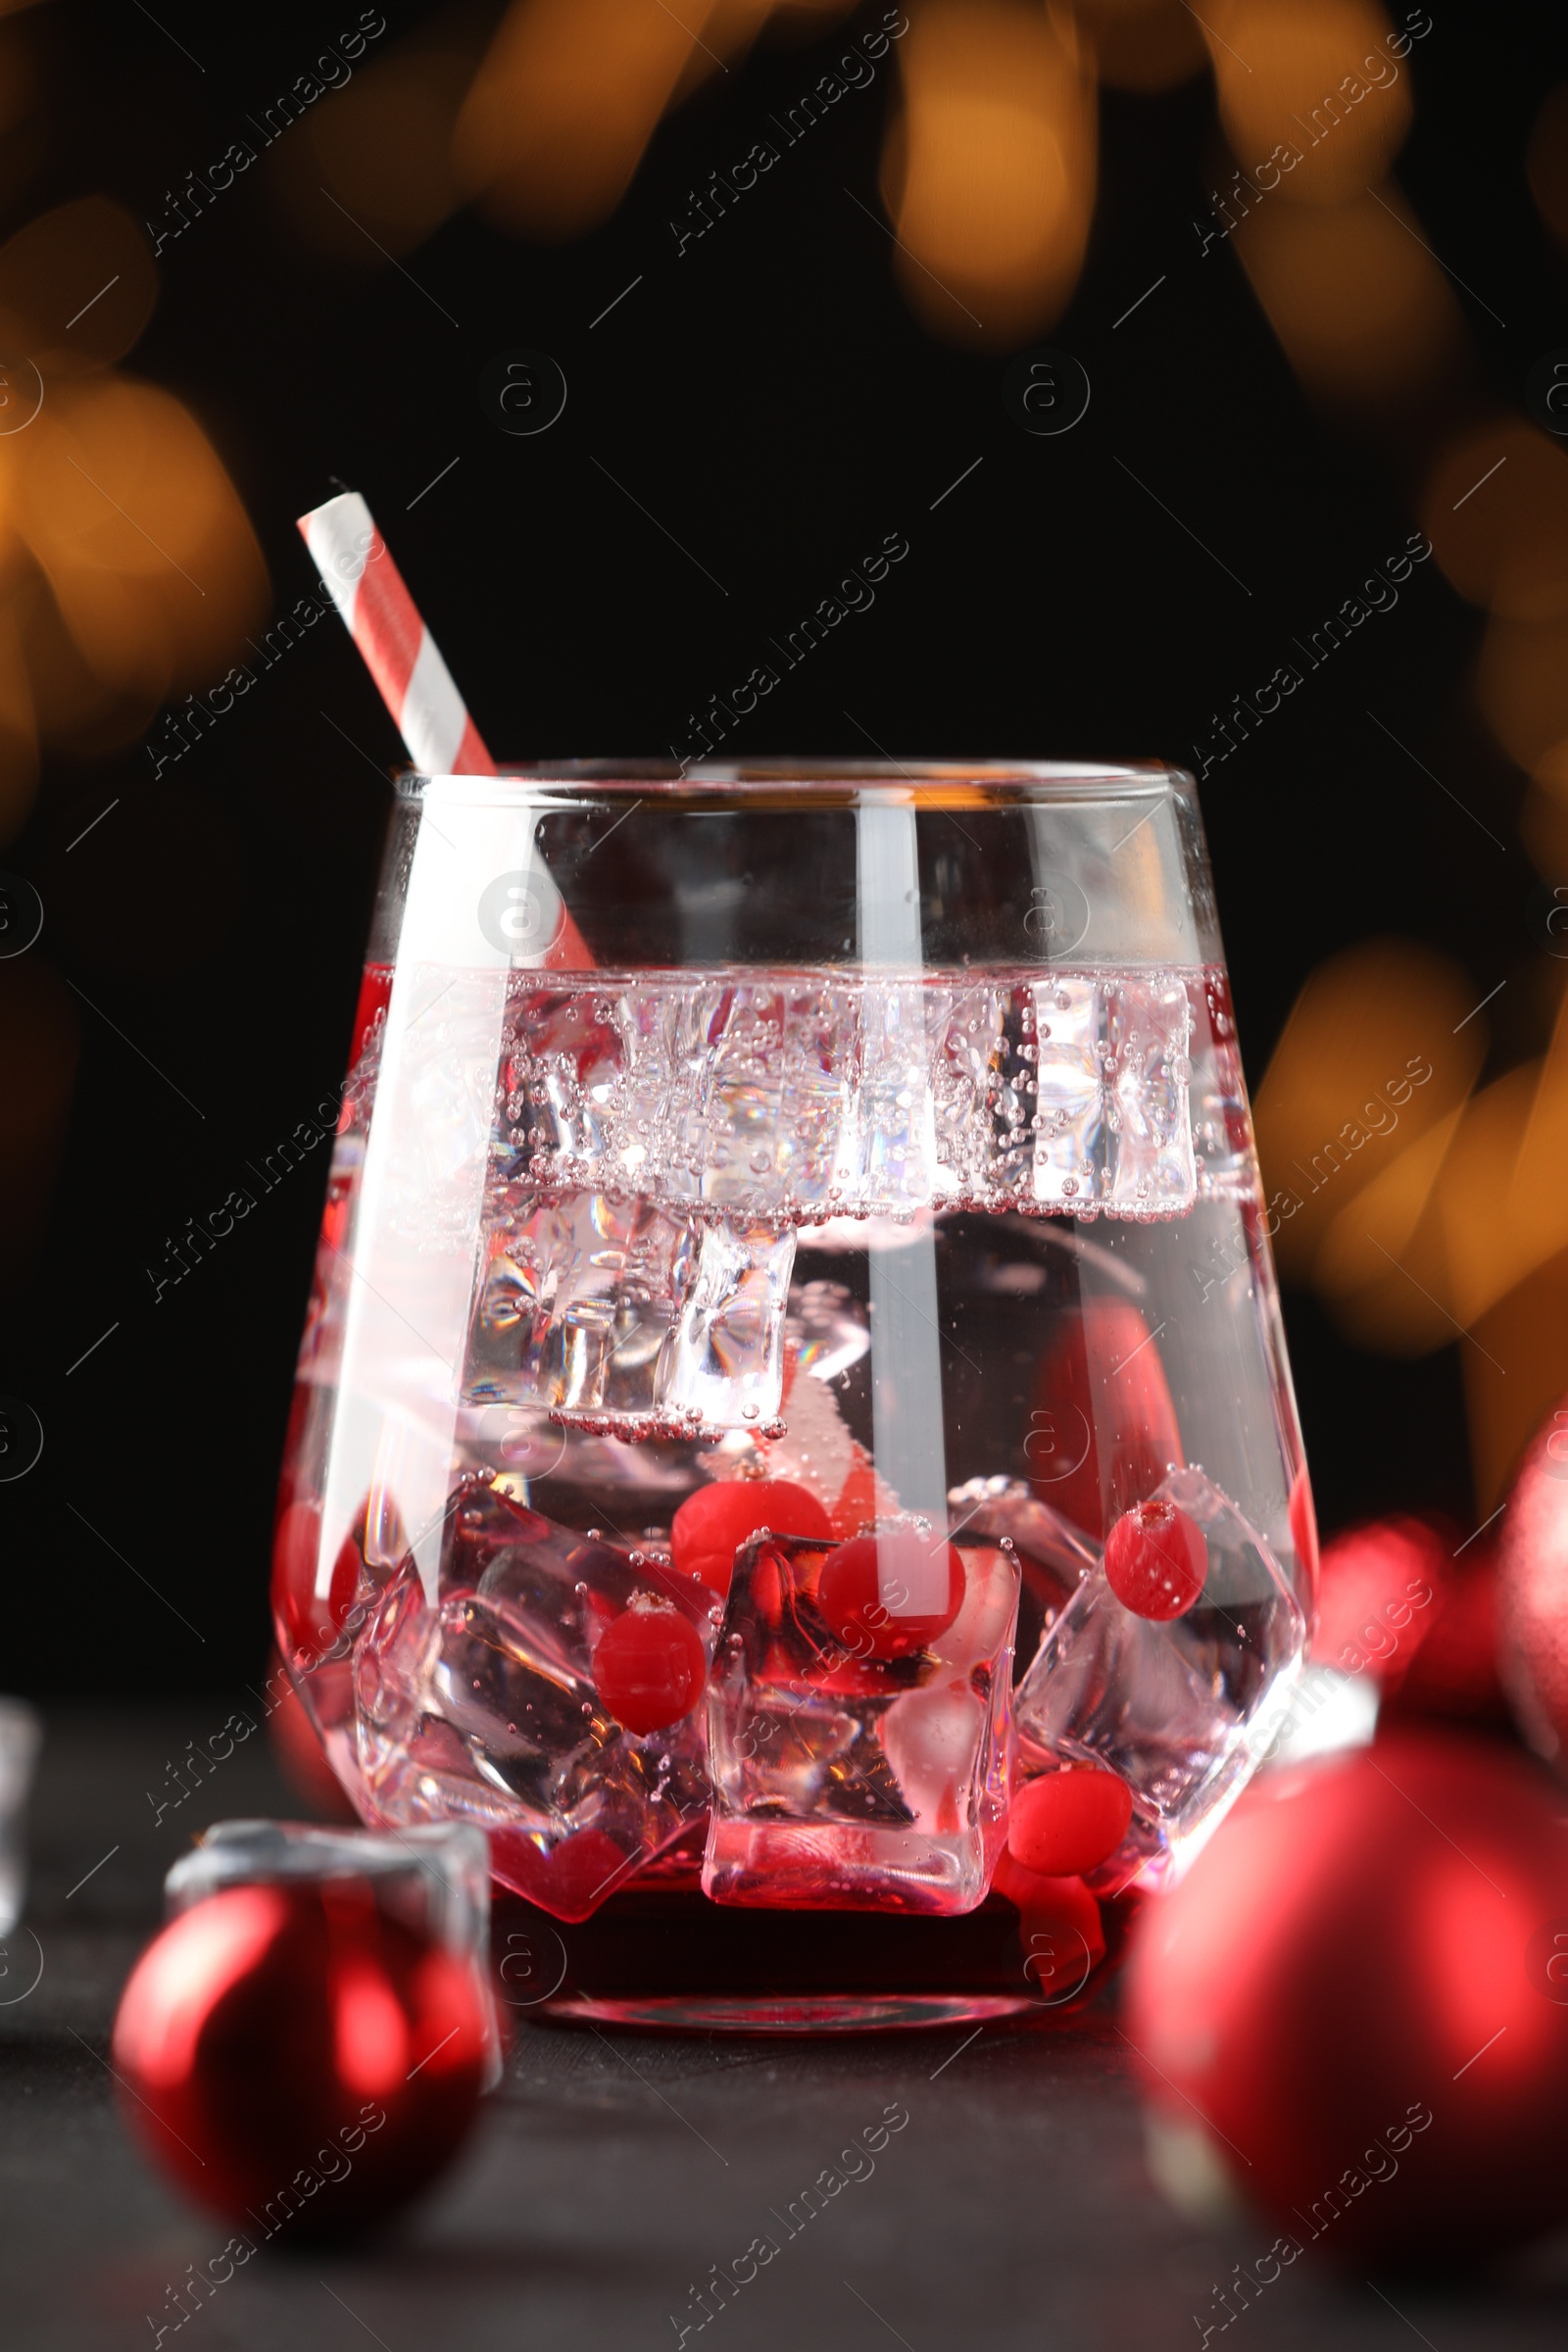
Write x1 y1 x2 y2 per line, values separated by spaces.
300 491 494 775
298 489 593 968
301 491 594 968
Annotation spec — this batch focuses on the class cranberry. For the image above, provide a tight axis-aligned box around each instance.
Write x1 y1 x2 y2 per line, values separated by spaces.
270 1500 363 1666
813 1530 965 1659
1104 1497 1206 1620
670 1478 832 1596
1007 1767 1133 1878
593 1599 708 1735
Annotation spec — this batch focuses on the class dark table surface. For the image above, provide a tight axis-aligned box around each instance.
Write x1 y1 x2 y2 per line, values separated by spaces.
4 1703 1566 2352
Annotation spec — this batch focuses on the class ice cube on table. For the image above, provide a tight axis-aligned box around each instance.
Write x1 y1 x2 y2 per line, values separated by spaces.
353 1479 719 1921
703 1528 1019 1914
0 1698 40 1939
1011 1466 1305 1892
165 1817 502 2088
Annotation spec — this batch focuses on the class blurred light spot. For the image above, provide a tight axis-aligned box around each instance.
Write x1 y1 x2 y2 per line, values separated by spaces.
1315 1099 1468 1351
1464 1245 1568 1513
1074 0 1206 94
1526 84 1568 245
2 377 270 705
1203 0 1412 209
0 197 157 371
1421 421 1568 622
271 42 478 260
1475 612 1568 772
1253 937 1482 1284
1521 743 1568 878
454 0 724 238
880 0 1097 349
0 602 36 844
1231 180 1465 409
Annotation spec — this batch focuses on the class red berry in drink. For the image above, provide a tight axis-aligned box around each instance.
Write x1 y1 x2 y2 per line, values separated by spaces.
1008 1767 1133 1878
814 1530 965 1659
270 1499 364 1667
671 1478 832 1596
1104 1497 1206 1620
593 1598 708 1735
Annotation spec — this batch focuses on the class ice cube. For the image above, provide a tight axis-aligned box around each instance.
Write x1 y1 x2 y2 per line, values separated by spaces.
353 1479 719 1921
166 1817 502 2088
1011 1466 1305 1891
463 1192 694 1416
0 1698 40 1938
947 1476 1099 1667
1028 975 1194 1216
655 1219 796 1429
703 1526 1019 1914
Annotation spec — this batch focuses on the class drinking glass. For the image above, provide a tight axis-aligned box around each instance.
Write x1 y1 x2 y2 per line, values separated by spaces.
273 762 1312 2030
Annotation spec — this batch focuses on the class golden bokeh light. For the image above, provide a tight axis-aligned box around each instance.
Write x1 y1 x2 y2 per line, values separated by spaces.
1526 82 1568 244
1252 936 1483 1284
1230 180 1464 408
6 378 269 703
880 0 1096 349
1421 421 1568 623
1475 612 1568 774
270 41 479 261
1465 1249 1568 1510
1203 0 1413 209
0 197 157 370
454 0 727 238
1519 741 1568 879
1074 0 1206 95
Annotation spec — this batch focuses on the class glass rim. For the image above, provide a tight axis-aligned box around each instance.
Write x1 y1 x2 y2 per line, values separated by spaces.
390 758 1191 803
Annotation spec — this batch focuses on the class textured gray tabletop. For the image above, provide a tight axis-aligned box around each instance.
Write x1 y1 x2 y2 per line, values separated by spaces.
4 1705 1564 2352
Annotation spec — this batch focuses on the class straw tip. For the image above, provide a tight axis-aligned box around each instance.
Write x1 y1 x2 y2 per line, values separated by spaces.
296 487 371 539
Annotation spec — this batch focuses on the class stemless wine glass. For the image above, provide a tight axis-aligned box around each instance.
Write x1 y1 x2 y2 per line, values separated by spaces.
273 762 1313 2031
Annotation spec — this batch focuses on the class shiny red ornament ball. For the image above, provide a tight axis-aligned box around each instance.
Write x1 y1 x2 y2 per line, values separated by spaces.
1499 1396 1568 1766
113 1881 489 2235
1125 1731 1568 2266
1008 1766 1133 1878
593 1599 708 1735
814 1531 965 1658
1104 1499 1206 1620
671 1478 833 1595
1310 1513 1447 1687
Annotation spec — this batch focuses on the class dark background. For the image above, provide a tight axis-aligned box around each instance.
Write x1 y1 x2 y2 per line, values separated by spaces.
4 0 1564 1694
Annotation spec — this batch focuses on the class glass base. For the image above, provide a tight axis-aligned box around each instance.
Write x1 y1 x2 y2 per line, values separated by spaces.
492 1876 1140 2034
540 1991 1040 2033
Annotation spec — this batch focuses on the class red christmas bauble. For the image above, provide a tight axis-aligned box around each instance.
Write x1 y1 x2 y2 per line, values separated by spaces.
113 1881 489 2235
671 1478 832 1595
1125 1731 1568 2266
1499 1398 1568 1765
